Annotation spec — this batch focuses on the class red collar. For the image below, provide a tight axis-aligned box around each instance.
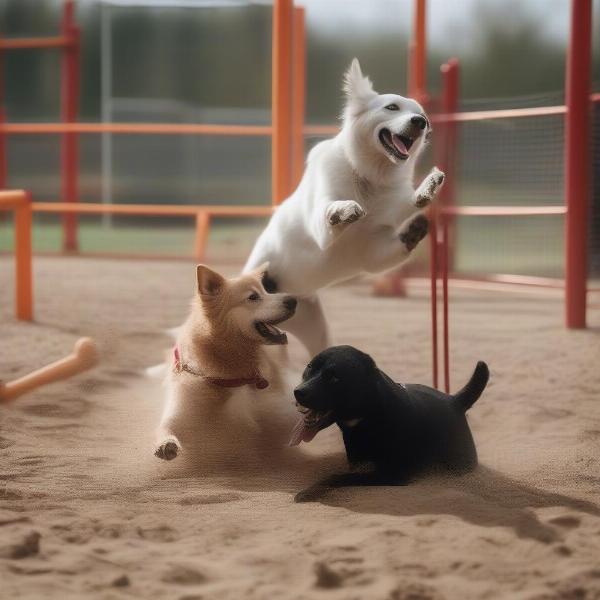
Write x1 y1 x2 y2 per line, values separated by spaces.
173 347 269 390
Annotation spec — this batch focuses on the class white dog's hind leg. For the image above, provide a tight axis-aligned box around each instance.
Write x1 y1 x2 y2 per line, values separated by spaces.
363 214 429 273
283 295 331 357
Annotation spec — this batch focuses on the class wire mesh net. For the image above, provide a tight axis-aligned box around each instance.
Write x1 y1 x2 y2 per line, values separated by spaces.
447 105 568 279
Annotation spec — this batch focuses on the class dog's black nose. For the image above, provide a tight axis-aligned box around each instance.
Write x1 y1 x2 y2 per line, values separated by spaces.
294 387 306 401
411 115 427 130
284 296 297 311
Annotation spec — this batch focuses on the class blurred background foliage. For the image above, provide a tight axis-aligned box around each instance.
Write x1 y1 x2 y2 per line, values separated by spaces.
1 0 598 122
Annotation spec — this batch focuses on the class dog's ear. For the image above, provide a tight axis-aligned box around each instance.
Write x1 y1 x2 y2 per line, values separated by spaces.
343 58 377 117
196 264 225 296
251 261 270 280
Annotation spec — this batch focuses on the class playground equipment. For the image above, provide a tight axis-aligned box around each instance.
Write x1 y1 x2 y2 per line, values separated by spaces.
0 0 80 251
0 337 98 403
0 0 597 392
0 190 32 321
423 0 596 391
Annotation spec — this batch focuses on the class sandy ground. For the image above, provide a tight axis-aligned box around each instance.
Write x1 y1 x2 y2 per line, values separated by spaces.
1 255 600 600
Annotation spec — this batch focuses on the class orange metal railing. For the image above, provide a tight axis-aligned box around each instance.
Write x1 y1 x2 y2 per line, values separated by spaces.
0 0 296 253
0 123 273 135
0 190 33 321
31 202 274 262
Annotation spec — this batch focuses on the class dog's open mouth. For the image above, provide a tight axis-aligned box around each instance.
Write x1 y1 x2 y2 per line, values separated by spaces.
255 320 288 345
288 405 335 446
379 128 413 162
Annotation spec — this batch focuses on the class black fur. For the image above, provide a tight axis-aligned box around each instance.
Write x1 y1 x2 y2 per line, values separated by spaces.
293 345 489 502
262 271 278 293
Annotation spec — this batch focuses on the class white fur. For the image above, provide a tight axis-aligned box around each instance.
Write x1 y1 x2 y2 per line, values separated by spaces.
154 267 300 470
245 59 444 356
155 351 298 471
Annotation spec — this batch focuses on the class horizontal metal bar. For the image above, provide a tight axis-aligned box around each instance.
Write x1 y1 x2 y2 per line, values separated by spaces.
1 92 597 138
0 123 273 136
441 205 566 216
0 36 73 50
32 201 274 217
455 273 566 288
432 105 566 123
303 124 339 136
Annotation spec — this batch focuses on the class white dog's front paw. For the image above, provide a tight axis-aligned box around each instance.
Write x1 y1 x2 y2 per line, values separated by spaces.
414 167 445 208
154 439 179 461
327 200 365 227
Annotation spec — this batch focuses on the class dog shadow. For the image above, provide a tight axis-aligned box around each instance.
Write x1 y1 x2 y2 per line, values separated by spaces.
160 445 349 492
298 464 600 544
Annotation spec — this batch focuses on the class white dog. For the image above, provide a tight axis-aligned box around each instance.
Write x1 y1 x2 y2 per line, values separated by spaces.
244 59 444 356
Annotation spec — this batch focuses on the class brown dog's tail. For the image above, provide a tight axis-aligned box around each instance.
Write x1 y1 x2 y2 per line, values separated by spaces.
453 361 489 412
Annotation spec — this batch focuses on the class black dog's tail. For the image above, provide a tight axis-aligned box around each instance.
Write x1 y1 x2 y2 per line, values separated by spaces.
453 361 489 412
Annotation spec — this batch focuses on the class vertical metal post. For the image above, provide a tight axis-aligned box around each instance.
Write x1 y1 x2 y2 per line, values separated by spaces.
194 212 210 261
565 0 592 329
439 58 459 394
100 1 113 227
409 0 427 103
0 37 7 190
60 0 81 252
429 217 439 390
410 0 438 388
15 192 33 321
271 0 293 205
291 6 306 190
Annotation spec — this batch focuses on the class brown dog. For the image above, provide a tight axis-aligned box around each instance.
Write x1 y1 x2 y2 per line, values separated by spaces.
154 263 298 468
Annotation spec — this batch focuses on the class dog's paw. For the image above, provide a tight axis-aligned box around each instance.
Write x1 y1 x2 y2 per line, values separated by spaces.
154 440 179 461
414 167 445 208
399 214 429 251
327 200 365 227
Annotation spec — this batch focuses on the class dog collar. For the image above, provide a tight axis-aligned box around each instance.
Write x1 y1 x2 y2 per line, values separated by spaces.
173 347 269 390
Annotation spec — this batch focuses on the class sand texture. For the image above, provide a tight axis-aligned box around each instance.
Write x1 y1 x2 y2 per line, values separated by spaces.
1 256 600 600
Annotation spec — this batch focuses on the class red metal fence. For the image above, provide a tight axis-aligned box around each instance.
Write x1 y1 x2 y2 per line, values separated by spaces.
428 0 596 391
0 0 596 393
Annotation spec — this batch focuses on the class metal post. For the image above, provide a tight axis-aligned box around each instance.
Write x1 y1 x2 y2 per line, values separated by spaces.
194 212 210 261
0 38 6 190
439 58 459 394
271 0 293 205
410 0 439 387
410 0 427 103
291 6 306 190
60 0 80 252
429 219 439 389
15 192 33 321
565 0 592 328
100 1 113 227
440 59 459 269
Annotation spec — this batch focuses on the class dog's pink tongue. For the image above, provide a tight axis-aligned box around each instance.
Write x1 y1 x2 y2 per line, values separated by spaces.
288 417 320 446
392 134 409 155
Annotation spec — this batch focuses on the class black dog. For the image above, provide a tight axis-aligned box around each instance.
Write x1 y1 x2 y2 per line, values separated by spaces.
289 345 489 502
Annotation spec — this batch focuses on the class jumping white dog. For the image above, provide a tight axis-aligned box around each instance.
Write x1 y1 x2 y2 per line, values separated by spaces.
244 59 444 356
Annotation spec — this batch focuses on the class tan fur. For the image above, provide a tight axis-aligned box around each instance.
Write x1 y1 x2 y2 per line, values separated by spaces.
154 264 299 468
